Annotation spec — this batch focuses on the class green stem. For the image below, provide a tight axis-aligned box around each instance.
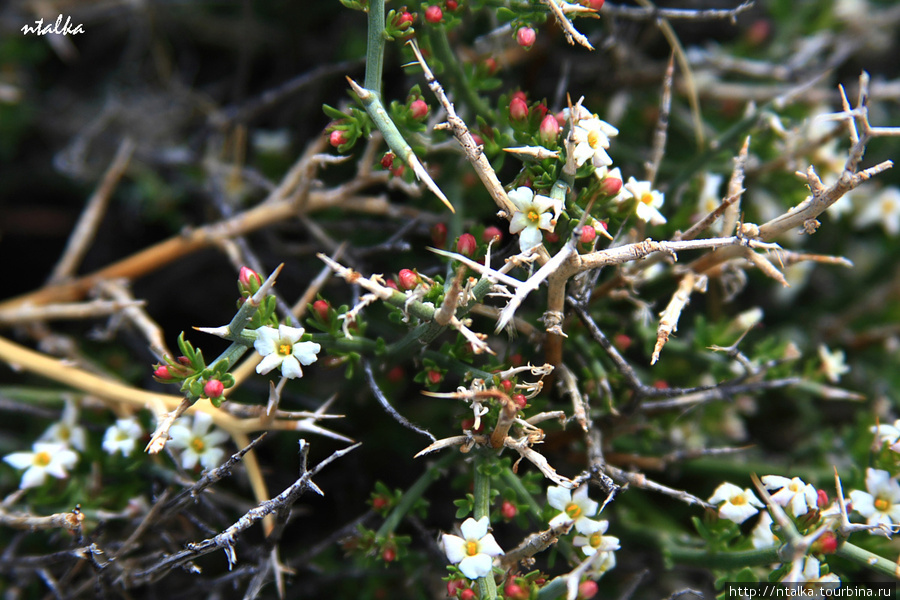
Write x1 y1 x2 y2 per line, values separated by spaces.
835 541 900 579
473 453 498 600
376 452 455 538
427 25 492 120
365 0 385 95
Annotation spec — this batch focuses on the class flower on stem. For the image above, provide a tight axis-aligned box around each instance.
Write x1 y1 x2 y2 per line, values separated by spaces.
410 99 429 120
509 95 529 121
442 516 504 579
424 5 443 23
3 442 78 489
761 475 818 518
623 177 667 225
168 412 229 470
103 418 144 457
508 186 560 252
539 114 560 144
547 484 600 533
329 129 349 148
38 399 87 451
457 233 477 257
751 511 778 549
848 468 900 536
818 345 849 383
871 419 900 452
573 519 620 557
781 556 840 584
238 266 261 290
572 117 617 169
709 482 763 524
854 186 900 236
254 324 321 379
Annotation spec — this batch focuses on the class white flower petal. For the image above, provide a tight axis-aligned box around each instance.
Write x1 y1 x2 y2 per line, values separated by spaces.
293 341 321 366
20 466 47 489
280 356 304 379
256 353 284 375
3 451 35 470
460 517 489 540
547 486 572 511
442 534 467 564
458 554 494 579
476 533 504 557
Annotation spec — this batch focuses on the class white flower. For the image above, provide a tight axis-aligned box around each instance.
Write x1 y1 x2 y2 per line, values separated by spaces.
508 186 560 252
751 511 778 549
782 556 840 586
709 482 763 524
623 177 667 225
586 548 616 579
573 519 620 557
3 442 78 489
39 399 87 451
254 324 321 379
103 418 143 457
871 419 900 451
572 117 618 169
818 345 849 383
848 468 900 536
762 475 818 518
854 186 900 236
168 412 229 470
441 517 504 579
548 484 599 533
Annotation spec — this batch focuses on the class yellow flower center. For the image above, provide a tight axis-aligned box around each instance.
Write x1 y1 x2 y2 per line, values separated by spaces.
731 494 747 506
587 130 601 149
882 199 895 216
875 497 891 512
527 209 541 224
34 451 51 467
589 532 602 548
465 540 480 556
278 343 292 356
191 438 206 453
789 482 800 492
565 502 582 519
640 192 655 206
59 426 71 441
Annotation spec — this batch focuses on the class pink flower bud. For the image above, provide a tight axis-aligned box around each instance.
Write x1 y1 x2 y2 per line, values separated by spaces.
516 26 536 50
446 0 458 9
509 96 529 121
313 299 330 322
599 175 622 197
431 222 448 247
501 500 517 519
239 266 261 289
385 279 398 290
482 57 497 75
424 5 442 23
460 589 476 600
482 226 502 243
512 394 527 409
410 99 429 119
578 581 599 599
395 10 414 29
505 583 528 600
539 114 560 144
457 233 477 257
153 366 172 380
579 225 597 244
204 379 224 399
583 0 604 9
398 269 418 290
381 152 394 170
427 369 443 385
817 489 829 509
329 130 348 148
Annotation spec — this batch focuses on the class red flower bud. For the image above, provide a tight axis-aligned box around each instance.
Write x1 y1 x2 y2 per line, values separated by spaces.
391 163 406 178
177 356 191 366
653 380 669 390
387 366 405 383
482 57 497 75
203 379 224 399
410 99 429 120
329 130 348 148
599 175 622 197
482 226 502 243
385 279 399 290
431 222 448 247
614 333 632 351
153 366 172 380
504 583 528 600
395 10 414 29
500 379 513 392
381 152 394 170
471 133 484 147
501 500 517 520
583 0 604 9
424 5 443 23
579 225 597 244
382 547 396 562
427 369 442 385
539 114 560 144
815 531 838 555
372 495 389 511
313 299 330 322
457 233 477 257
447 580 467 597
578 580 599 599
446 0 458 10
398 269 419 291
509 96 529 121
516 26 536 50
512 394 527 409
817 489 830 509
460 589 476 600
238 266 261 289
